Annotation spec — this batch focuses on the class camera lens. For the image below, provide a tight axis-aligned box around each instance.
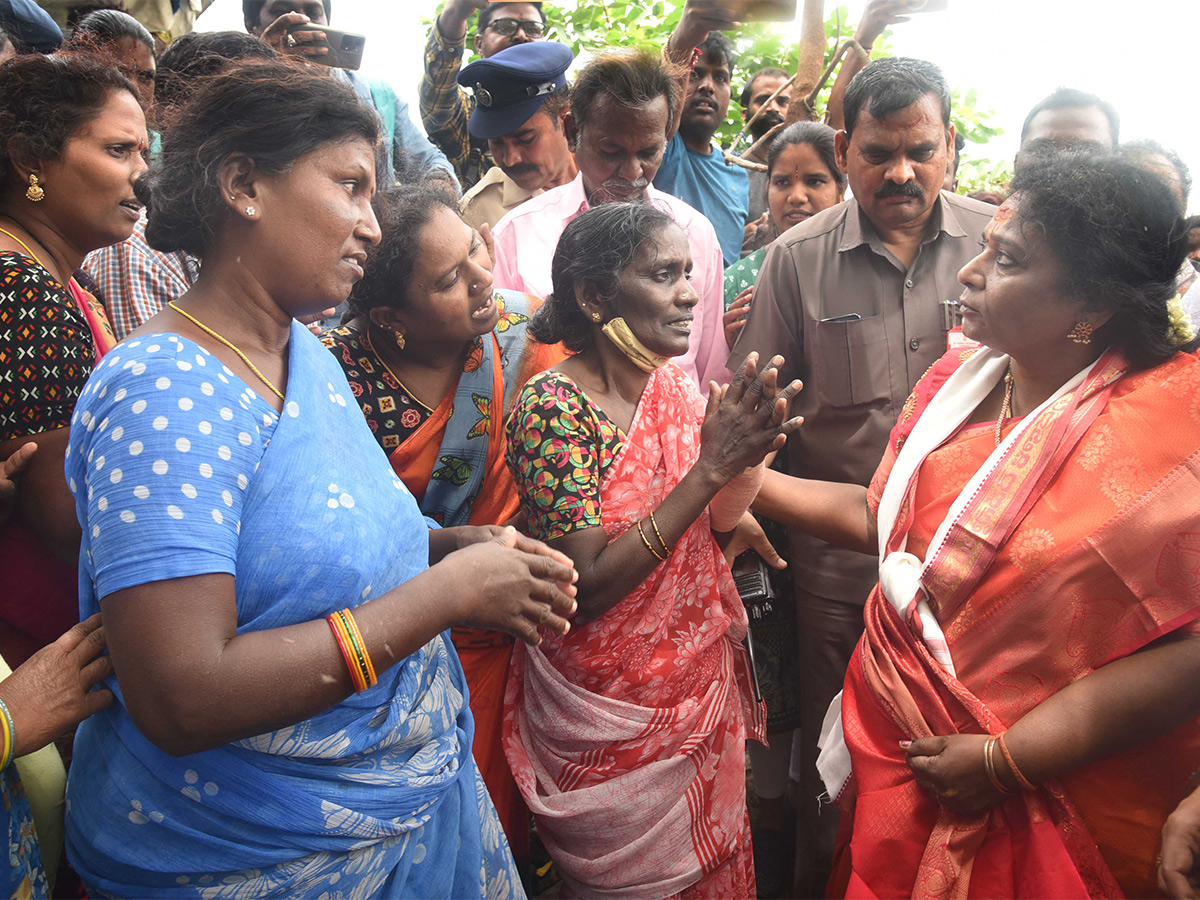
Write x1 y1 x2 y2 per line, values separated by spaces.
341 35 364 52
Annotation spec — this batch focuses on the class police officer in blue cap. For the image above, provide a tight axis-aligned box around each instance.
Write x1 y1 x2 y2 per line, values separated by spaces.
457 41 577 231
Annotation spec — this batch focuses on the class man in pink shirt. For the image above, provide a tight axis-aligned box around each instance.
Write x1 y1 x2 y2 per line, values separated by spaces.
492 47 730 388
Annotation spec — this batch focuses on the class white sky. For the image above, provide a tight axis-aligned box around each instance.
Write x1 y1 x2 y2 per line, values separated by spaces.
196 0 1200 214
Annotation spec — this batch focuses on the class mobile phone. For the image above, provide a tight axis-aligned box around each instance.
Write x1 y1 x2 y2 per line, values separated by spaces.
688 0 798 23
285 23 366 71
905 0 949 12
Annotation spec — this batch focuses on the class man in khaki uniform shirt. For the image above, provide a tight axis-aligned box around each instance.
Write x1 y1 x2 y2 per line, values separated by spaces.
457 40 576 231
729 57 996 898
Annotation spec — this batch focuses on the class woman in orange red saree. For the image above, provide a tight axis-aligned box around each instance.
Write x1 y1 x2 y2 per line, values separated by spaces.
754 152 1200 899
504 202 803 898
321 183 565 865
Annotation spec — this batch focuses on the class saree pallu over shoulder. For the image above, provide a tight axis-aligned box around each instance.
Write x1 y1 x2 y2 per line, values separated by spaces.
831 347 1200 899
503 365 764 898
66 326 520 899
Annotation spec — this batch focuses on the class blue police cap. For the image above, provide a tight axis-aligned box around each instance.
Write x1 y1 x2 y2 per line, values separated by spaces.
458 41 573 141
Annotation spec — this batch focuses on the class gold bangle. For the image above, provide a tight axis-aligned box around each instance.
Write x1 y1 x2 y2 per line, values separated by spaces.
997 732 1036 791
648 511 671 556
983 736 1015 795
637 521 665 561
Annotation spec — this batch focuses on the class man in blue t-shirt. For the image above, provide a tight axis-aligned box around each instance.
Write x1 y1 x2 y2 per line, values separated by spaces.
653 30 748 267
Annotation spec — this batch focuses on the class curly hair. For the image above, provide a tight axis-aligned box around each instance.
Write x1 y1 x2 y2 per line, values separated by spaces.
1010 151 1196 369
0 53 139 193
141 59 378 258
531 201 675 352
347 181 459 317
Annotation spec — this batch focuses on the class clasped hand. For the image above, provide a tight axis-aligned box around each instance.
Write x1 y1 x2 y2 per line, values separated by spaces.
699 352 803 483
903 733 1009 815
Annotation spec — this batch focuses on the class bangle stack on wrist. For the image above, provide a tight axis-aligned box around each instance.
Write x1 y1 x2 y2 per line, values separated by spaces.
984 731 1037 795
328 608 377 694
636 512 672 563
997 732 1037 791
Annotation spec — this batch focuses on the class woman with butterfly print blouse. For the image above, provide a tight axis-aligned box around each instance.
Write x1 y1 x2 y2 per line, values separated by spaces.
321 181 565 864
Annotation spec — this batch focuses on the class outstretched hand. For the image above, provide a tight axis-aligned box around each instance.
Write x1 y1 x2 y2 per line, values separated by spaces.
699 352 802 484
441 527 578 646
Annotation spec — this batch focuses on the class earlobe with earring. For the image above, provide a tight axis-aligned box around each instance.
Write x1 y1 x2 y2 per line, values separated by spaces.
1067 321 1094 345
394 330 406 351
25 174 44 202
245 206 257 217
590 311 602 323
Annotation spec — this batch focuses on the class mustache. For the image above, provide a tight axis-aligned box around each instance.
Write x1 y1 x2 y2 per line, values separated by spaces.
601 177 649 193
875 180 924 199
503 163 539 178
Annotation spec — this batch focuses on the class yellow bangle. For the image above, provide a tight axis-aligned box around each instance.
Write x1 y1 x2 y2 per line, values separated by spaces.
648 511 670 556
338 609 377 688
637 521 665 561
0 699 12 768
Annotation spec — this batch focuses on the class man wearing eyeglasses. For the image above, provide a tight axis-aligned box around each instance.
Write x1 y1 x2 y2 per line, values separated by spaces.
421 1 548 189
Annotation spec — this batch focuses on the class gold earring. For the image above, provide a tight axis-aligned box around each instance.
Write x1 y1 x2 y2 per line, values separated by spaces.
590 311 602 323
394 330 406 350
25 174 44 202
1067 321 1094 345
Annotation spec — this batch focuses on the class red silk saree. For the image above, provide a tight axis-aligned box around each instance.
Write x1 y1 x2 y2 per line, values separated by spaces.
827 346 1200 899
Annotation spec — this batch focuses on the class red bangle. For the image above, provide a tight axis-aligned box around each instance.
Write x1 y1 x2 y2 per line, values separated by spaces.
997 732 1037 791
328 612 367 693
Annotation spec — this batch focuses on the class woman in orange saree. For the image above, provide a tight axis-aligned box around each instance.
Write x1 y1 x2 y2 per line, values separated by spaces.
503 202 802 898
321 183 565 863
755 152 1200 899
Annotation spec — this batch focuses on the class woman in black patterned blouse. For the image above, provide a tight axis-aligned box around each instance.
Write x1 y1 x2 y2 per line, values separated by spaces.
0 54 148 665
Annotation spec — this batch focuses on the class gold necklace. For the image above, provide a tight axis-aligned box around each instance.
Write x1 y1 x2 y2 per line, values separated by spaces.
994 366 1014 447
167 301 285 400
0 225 46 268
367 325 435 413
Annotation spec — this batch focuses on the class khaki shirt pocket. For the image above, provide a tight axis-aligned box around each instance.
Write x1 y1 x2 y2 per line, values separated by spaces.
812 314 891 407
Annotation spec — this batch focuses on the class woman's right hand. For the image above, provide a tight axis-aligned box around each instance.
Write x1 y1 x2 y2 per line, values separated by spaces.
724 288 753 349
0 613 114 758
698 352 803 484
441 528 578 645
1161 785 1200 898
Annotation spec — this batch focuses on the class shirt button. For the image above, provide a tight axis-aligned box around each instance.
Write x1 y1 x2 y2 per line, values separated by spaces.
909 338 920 351
905 278 915 289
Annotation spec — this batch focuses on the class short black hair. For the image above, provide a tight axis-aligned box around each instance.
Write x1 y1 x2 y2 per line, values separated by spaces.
478 2 546 31
0 53 139 193
697 31 735 73
532 201 675 353
155 31 278 112
842 57 950 140
1118 139 1191 213
537 82 570 125
740 66 788 109
348 182 459 316
766 121 845 188
69 8 153 50
1019 87 1119 146
242 0 331 29
1010 150 1195 369
142 59 379 258
570 48 681 139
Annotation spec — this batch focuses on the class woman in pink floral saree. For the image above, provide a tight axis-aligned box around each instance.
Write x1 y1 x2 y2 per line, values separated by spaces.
504 203 800 898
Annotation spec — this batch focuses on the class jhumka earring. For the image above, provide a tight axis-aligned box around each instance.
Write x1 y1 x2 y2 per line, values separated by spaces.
25 174 44 202
1067 321 1094 345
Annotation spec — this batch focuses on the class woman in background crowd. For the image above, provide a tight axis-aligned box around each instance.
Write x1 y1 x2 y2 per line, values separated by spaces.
65 60 574 898
755 152 1200 898
505 201 801 898
322 182 565 863
66 10 157 108
724 122 846 347
0 53 146 666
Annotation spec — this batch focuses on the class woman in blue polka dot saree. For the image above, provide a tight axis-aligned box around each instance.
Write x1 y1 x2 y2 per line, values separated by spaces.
61 62 576 899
